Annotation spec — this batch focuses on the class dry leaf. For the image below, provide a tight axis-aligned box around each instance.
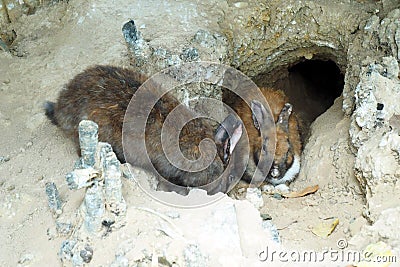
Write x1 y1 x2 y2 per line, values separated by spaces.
282 185 319 198
355 241 393 267
311 218 339 237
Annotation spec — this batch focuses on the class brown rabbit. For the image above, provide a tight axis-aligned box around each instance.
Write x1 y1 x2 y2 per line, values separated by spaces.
45 65 243 194
224 88 302 186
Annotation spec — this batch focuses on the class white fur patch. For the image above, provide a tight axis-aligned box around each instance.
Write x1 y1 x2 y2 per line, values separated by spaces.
279 155 300 184
274 184 290 193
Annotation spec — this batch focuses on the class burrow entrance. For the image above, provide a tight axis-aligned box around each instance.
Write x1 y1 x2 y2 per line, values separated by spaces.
254 59 345 136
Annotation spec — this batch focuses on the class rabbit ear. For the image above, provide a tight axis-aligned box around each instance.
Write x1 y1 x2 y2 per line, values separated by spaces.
276 103 293 133
250 100 264 130
215 114 243 163
250 100 270 131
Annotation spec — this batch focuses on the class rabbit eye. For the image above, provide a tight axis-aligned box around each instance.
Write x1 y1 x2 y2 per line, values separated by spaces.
271 166 280 178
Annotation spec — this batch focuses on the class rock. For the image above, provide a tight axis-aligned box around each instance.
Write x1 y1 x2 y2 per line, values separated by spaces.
180 47 199 61
349 207 400 257
79 245 93 263
82 182 105 233
122 20 151 69
65 168 98 190
350 57 400 221
260 212 272 220
344 9 400 115
245 187 263 209
196 202 242 263
45 182 62 215
78 120 98 168
101 144 126 216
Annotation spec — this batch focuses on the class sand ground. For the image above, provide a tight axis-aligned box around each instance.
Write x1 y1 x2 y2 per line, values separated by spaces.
0 1 367 266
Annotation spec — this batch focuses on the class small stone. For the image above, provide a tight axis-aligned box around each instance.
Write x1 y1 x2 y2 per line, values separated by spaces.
79 120 99 168
83 182 105 233
272 193 283 200
246 187 264 208
0 156 10 163
80 245 93 263
18 253 34 264
158 256 173 266
260 213 272 220
45 182 63 215
102 219 115 228
122 20 139 44
7 185 15 191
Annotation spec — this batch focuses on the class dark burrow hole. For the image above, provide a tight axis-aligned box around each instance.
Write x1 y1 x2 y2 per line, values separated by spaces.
255 59 344 135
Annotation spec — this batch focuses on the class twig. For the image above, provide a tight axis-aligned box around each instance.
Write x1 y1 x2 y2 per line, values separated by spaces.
276 220 298 230
132 206 184 239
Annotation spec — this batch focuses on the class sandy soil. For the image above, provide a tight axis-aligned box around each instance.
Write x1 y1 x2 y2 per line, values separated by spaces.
0 1 368 266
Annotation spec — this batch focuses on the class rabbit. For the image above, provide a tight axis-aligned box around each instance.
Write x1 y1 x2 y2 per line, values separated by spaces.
224 87 302 187
45 65 243 195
